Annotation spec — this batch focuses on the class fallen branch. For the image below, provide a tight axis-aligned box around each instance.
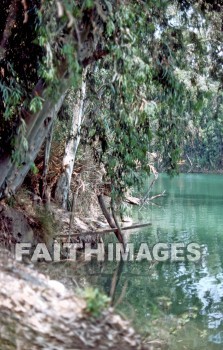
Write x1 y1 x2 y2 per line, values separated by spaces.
97 194 124 245
111 196 125 246
125 195 140 205
140 168 159 206
186 153 193 173
55 222 152 238
148 190 166 201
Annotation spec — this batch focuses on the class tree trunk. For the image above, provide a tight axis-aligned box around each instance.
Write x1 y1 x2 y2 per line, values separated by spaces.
0 90 67 200
42 122 55 201
0 0 108 200
55 71 87 209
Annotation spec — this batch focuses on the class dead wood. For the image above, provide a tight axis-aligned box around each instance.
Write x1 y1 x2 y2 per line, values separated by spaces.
97 194 124 245
55 222 152 238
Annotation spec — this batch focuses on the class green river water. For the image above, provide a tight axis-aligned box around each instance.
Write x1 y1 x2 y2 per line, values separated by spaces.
79 173 223 349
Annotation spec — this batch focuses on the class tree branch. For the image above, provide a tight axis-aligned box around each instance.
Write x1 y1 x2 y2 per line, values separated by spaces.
97 194 124 245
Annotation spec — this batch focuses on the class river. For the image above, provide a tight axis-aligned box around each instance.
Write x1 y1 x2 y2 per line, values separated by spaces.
79 173 223 349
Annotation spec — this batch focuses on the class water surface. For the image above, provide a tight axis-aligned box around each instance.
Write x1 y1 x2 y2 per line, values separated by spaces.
80 174 223 349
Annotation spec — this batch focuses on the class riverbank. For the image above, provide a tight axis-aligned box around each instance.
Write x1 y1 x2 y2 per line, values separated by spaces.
0 193 163 349
0 248 154 350
178 167 223 175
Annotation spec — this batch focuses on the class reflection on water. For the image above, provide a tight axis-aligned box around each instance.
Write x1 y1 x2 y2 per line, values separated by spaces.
78 174 223 349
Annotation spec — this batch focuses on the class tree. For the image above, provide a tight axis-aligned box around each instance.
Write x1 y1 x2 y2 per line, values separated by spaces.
82 0 223 197
55 70 87 208
0 0 110 199
0 0 222 200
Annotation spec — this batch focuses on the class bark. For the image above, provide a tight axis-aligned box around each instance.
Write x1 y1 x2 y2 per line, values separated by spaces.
0 248 151 350
0 0 110 199
0 0 19 60
110 197 125 245
140 172 159 206
186 153 193 173
125 195 141 205
68 186 80 243
55 223 152 238
0 90 67 199
97 194 124 245
42 122 55 201
148 191 166 201
55 71 87 209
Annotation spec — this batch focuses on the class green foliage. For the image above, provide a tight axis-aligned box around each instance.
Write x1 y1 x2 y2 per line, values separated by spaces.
184 96 223 170
0 65 24 121
30 162 39 175
83 0 94 9
81 0 223 198
82 287 110 317
61 43 81 87
11 118 29 166
30 96 44 113
0 0 83 159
